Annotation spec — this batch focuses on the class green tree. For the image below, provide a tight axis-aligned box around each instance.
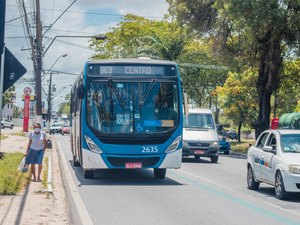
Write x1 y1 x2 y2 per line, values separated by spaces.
57 95 71 116
216 70 258 141
90 14 188 61
168 0 300 137
13 106 22 118
2 86 15 108
275 59 300 116
138 22 189 60
295 100 300 112
178 39 229 123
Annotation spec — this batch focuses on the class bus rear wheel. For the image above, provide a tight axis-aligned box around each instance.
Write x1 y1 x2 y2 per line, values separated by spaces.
154 168 166 179
83 169 94 179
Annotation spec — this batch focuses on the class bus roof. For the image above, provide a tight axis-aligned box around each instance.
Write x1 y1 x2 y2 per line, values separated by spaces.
86 58 177 66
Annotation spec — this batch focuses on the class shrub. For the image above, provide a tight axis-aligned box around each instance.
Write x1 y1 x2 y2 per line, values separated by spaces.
0 153 30 195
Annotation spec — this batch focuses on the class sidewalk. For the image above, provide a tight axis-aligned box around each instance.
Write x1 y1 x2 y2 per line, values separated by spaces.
0 128 71 225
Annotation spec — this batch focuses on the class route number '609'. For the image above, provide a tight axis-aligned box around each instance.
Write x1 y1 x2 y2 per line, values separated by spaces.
142 146 158 153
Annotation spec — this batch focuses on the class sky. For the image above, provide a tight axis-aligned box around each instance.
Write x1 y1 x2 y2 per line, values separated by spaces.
5 0 169 110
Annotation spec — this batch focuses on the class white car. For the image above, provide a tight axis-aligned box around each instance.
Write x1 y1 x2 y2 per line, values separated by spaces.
49 122 62 134
247 129 300 199
1 118 14 129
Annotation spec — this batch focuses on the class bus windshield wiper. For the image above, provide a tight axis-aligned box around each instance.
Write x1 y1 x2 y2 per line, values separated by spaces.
139 78 157 107
108 78 125 109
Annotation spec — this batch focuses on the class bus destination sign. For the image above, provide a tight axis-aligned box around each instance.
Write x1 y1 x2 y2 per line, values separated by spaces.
87 64 176 77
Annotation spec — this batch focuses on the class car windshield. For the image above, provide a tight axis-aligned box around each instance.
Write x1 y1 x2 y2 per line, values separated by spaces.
86 80 179 134
52 123 62 127
281 134 300 153
183 113 215 129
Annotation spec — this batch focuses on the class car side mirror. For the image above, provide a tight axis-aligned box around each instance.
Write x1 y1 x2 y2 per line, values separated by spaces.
263 146 275 153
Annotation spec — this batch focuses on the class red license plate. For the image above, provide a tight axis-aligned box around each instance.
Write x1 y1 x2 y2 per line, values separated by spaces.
194 150 205 155
125 162 142 169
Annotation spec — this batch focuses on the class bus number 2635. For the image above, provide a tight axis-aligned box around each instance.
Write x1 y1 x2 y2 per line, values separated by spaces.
142 146 158 153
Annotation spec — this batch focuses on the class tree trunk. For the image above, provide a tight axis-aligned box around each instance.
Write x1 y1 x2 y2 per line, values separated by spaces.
256 91 272 138
273 90 278 118
255 30 282 139
215 106 219 125
214 96 219 124
237 121 242 143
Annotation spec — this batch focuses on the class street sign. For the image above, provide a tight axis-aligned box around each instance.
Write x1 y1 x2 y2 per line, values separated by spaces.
2 47 27 92
23 87 32 96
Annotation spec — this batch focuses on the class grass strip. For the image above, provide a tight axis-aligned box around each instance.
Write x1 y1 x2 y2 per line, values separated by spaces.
230 139 255 153
11 131 27 137
0 135 8 140
0 153 30 195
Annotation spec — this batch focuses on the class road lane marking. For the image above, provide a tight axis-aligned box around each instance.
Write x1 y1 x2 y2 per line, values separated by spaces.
57 140 94 225
169 170 300 225
173 169 300 218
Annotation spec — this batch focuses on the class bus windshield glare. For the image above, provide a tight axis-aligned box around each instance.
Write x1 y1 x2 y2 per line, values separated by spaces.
87 80 179 134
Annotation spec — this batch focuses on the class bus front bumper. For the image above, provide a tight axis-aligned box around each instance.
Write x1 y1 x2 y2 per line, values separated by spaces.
82 148 182 169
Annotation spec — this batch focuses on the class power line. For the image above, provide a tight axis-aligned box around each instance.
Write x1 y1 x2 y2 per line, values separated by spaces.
7 4 165 19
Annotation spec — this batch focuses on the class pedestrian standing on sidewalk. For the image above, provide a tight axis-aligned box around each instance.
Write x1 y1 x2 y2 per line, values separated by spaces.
25 123 46 182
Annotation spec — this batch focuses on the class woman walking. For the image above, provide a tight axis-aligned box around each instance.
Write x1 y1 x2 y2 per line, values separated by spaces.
25 123 46 182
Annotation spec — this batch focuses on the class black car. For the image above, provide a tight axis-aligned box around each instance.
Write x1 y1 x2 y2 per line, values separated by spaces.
228 130 238 140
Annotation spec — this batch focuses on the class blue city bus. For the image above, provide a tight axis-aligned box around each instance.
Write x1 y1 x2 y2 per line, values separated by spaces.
70 58 183 179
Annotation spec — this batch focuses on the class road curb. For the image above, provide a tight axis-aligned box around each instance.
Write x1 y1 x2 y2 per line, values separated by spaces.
55 138 93 225
47 155 53 197
229 151 247 158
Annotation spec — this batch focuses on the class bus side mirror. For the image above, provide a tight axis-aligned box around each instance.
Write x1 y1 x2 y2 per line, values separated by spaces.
77 83 84 99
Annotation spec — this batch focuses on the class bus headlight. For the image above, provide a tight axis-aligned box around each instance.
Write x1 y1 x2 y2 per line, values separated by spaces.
165 136 181 153
84 135 103 154
288 165 300 174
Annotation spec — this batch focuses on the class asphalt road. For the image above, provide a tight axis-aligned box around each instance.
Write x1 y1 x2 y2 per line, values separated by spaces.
55 134 300 225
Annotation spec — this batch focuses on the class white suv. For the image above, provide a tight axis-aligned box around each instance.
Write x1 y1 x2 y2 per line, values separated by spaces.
1 118 14 129
247 129 300 199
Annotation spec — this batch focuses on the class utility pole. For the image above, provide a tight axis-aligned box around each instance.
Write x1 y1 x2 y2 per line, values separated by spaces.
0 0 6 143
34 0 43 124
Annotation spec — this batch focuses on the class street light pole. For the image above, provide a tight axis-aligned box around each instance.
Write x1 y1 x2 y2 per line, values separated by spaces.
46 54 68 132
47 71 53 132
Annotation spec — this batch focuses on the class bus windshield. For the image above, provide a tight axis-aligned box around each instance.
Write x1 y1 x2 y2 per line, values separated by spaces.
87 80 179 134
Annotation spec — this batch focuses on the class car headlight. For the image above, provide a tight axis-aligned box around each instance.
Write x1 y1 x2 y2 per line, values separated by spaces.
288 165 300 174
84 135 103 154
183 140 189 148
165 136 181 153
210 141 219 148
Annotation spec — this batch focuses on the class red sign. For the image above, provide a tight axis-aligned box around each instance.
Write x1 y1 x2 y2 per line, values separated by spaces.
23 87 32 96
23 95 30 132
